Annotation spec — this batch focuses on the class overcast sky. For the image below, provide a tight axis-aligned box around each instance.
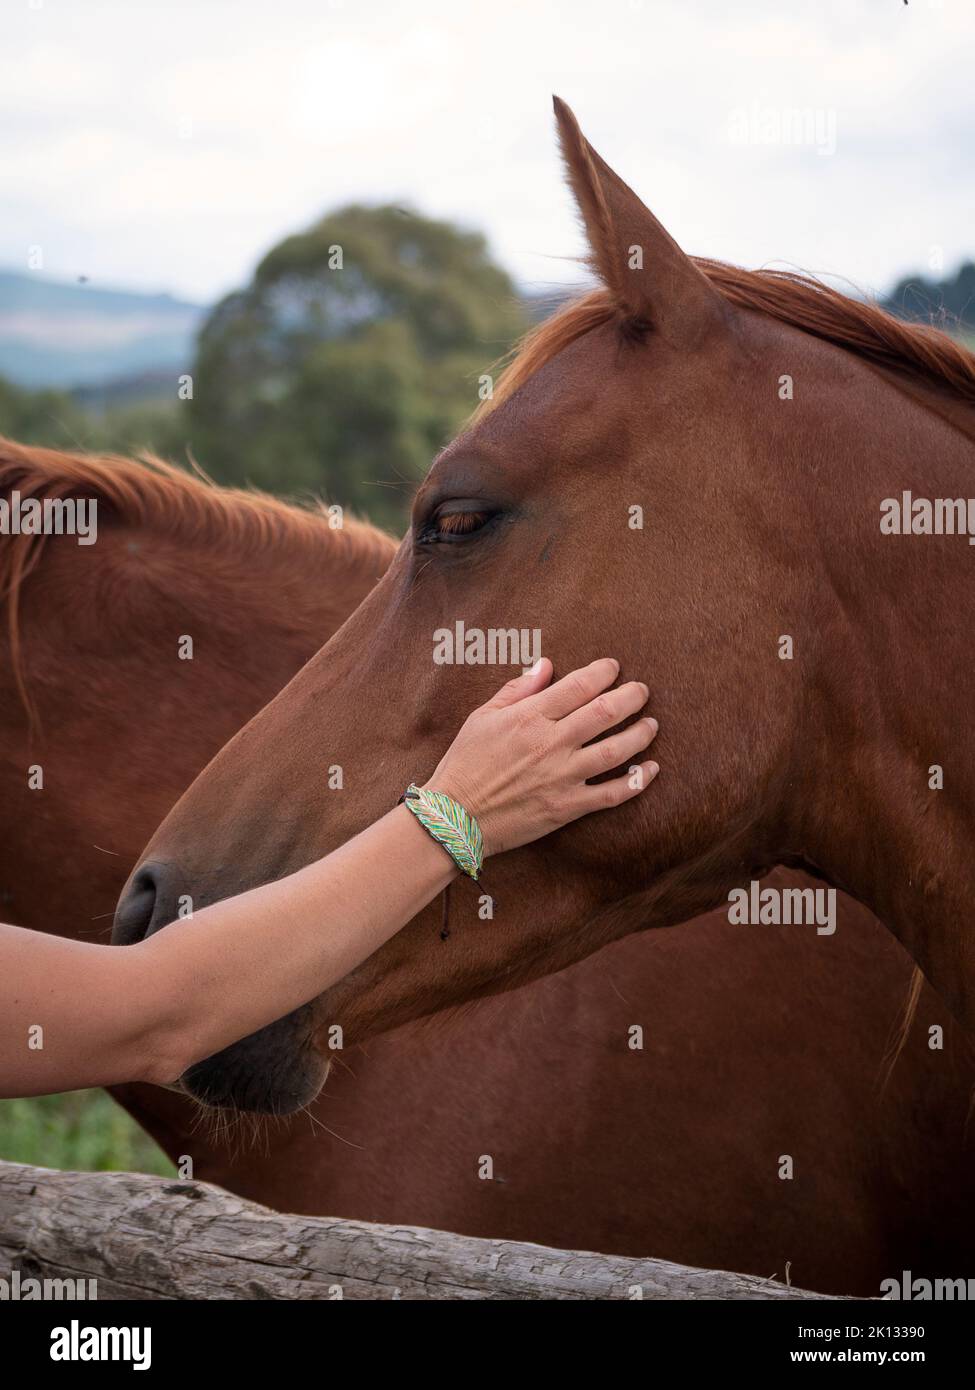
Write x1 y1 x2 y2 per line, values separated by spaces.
2 0 972 305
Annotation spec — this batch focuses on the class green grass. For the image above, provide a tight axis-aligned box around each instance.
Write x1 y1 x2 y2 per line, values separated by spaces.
0 1092 175 1176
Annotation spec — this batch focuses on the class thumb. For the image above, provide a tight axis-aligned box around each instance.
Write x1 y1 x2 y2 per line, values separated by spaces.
486 657 553 709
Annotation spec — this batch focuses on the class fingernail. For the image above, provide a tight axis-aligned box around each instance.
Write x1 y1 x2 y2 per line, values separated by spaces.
647 761 660 780
646 717 658 736
529 658 544 675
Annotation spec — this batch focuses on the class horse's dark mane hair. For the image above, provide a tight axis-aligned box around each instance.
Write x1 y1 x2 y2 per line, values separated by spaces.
477 261 975 422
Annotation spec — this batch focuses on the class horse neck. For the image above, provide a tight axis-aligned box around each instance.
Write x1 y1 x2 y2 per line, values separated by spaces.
3 511 394 937
784 375 975 1029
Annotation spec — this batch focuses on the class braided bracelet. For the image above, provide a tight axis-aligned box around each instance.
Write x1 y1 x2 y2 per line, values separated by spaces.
400 783 484 880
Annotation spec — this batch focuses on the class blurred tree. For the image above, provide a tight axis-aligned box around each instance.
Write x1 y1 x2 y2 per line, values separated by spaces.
0 376 89 445
0 374 186 461
189 205 527 528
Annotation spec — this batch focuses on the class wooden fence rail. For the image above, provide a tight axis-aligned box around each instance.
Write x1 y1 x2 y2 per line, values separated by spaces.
0 1159 841 1300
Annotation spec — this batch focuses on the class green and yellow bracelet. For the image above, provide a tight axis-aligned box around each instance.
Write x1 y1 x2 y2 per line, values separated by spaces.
400 783 484 880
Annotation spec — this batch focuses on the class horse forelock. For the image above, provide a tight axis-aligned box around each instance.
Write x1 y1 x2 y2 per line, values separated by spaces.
476 264 975 436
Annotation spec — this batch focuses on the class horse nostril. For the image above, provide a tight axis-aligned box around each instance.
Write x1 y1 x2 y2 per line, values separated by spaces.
112 862 180 945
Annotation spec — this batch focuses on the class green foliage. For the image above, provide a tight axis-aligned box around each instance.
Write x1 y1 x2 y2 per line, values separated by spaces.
188 205 527 527
0 1092 174 1176
0 376 90 447
0 204 527 523
0 373 185 462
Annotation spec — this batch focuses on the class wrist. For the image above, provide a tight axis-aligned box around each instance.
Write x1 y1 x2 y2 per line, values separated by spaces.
397 802 463 882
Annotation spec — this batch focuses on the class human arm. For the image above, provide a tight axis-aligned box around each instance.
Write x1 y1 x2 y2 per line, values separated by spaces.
0 658 658 1097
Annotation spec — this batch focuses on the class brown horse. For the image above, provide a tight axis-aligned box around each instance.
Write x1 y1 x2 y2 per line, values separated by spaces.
4 442 973 1294
0 438 393 942
117 100 975 1114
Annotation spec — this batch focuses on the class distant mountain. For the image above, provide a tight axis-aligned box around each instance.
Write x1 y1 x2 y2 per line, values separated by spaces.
881 261 975 333
0 269 204 389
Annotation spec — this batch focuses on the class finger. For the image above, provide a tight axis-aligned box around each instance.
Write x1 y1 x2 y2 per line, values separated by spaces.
568 758 660 818
559 680 650 748
483 657 553 710
530 658 620 722
570 716 658 780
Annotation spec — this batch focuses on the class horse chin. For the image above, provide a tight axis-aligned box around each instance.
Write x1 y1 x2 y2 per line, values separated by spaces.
157 1078 188 1096
178 1009 330 1115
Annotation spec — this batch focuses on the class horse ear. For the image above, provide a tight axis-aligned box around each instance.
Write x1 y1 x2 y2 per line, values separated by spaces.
552 96 724 346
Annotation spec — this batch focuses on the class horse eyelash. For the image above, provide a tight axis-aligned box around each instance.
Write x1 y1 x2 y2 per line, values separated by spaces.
435 510 490 535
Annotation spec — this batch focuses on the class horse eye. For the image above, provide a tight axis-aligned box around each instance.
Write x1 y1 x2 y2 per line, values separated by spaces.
418 507 494 544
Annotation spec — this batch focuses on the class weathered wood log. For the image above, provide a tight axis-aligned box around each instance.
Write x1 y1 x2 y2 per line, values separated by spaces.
0 1159 842 1300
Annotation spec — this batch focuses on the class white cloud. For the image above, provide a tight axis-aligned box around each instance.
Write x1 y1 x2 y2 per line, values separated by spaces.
0 0 972 302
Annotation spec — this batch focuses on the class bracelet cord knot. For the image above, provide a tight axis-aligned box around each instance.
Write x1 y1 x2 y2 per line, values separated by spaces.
399 783 484 881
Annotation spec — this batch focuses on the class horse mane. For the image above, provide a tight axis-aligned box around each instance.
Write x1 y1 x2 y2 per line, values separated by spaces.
477 260 975 423
0 436 396 722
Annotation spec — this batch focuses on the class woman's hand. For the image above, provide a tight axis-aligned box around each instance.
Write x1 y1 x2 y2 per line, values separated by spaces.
421 657 658 858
